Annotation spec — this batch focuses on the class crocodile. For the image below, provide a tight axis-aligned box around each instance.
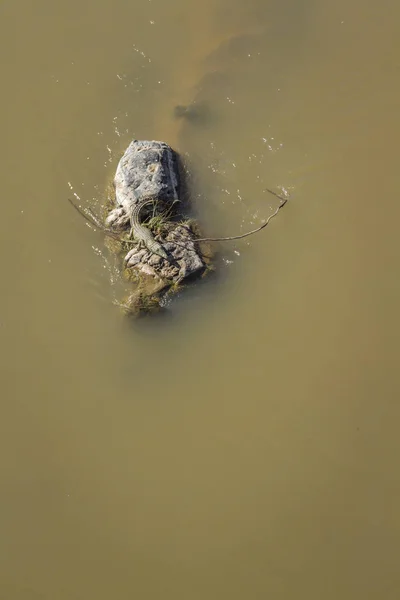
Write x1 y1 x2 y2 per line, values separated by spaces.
129 196 168 260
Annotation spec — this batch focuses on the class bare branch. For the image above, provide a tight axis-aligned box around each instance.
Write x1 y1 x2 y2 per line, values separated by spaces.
68 188 289 248
193 189 288 242
68 198 126 242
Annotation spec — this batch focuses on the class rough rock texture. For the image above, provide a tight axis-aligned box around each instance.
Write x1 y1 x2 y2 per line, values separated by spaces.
106 140 180 230
106 140 208 313
124 222 204 281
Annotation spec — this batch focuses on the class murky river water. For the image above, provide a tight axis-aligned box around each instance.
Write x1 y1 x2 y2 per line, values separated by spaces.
1 0 400 597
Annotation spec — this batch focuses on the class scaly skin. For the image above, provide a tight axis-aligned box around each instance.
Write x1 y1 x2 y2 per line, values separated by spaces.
129 197 169 260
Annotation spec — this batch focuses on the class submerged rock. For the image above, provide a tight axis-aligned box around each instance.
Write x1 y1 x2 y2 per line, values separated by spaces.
173 101 212 126
106 140 210 315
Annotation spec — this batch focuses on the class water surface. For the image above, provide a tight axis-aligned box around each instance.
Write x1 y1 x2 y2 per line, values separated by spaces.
1 0 400 598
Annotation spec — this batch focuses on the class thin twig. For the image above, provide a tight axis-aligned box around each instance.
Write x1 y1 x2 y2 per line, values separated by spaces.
68 198 127 242
68 188 289 248
193 189 288 242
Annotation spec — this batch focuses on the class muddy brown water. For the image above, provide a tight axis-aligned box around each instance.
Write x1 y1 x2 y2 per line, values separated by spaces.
1 0 400 598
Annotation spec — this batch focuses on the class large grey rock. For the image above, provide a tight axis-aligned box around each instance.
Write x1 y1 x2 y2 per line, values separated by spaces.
106 140 180 229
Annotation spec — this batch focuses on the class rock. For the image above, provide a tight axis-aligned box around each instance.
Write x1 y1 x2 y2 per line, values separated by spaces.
105 140 211 314
106 140 180 229
173 101 212 126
